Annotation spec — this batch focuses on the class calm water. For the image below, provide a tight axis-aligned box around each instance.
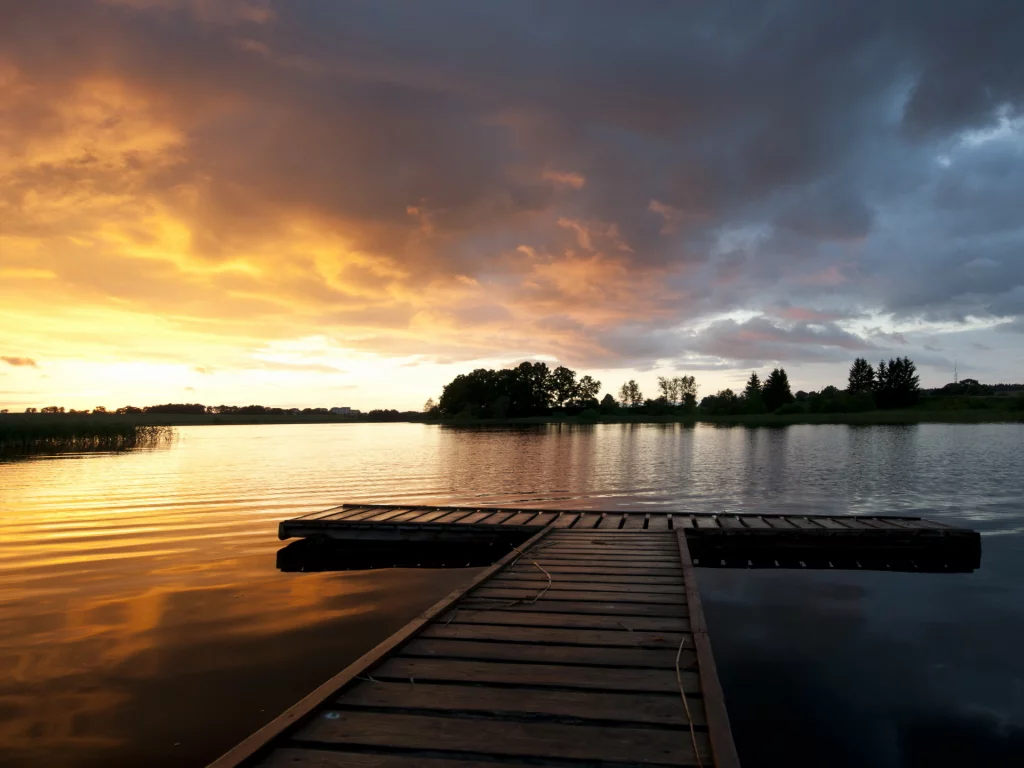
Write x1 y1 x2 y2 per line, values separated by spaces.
2 423 1023 766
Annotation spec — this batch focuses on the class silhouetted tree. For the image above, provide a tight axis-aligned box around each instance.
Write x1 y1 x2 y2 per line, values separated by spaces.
674 375 698 408
618 380 643 408
742 372 767 413
762 368 794 412
574 375 601 406
549 366 579 408
875 357 920 409
847 358 876 394
657 376 674 402
423 397 436 413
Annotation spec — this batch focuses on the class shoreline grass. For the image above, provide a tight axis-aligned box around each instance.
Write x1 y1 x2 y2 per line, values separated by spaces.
0 417 176 454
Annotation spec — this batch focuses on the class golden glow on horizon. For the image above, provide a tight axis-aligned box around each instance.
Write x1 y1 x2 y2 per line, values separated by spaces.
0 57 697 410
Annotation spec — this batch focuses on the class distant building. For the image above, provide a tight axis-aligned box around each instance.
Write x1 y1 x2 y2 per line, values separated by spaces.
330 406 360 416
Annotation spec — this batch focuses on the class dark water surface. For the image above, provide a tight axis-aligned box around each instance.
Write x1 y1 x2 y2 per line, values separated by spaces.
1 423 1022 766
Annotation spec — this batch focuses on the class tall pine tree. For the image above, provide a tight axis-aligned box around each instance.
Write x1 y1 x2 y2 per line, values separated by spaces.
743 372 766 413
847 358 875 394
762 368 794 412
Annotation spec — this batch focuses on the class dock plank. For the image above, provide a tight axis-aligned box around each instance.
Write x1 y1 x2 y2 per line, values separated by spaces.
531 555 684 567
401 637 692 670
373 657 699 694
338 680 706 726
526 562 684 574
647 514 672 530
497 573 684 589
262 748 512 768
571 512 603 529
500 511 540 526
295 711 711 765
457 598 687 617
486 577 685 595
470 587 686 605
422 622 688 648
442 609 690 633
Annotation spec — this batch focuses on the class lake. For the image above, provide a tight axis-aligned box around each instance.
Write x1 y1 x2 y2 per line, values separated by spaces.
2 422 1023 767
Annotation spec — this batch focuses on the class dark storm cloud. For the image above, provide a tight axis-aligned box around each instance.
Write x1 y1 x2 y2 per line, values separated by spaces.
688 317 874 366
2 0 1023 371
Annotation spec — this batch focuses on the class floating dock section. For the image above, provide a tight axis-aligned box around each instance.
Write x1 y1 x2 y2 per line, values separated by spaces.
211 505 981 767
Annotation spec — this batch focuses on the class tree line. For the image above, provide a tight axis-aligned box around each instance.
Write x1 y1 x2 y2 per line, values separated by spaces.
436 362 601 418
434 356 936 419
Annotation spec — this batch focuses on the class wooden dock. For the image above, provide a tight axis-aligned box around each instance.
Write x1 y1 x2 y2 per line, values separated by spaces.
210 505 980 767
279 504 982 573
213 526 739 767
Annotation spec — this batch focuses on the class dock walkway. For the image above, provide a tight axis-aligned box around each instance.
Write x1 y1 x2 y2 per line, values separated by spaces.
211 505 981 767
212 527 739 767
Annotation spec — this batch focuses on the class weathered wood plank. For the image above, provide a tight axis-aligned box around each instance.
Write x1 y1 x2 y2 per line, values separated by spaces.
501 511 540 526
422 622 688 648
693 515 721 529
677 530 741 768
622 513 647 529
402 638 692 670
554 532 676 541
311 506 367 522
338 680 706 726
738 515 772 529
442 608 690 633
529 555 683 567
530 512 560 527
531 549 681 559
530 559 684 572
502 565 684 578
452 511 493 525
597 513 624 529
809 516 850 529
295 711 711 765
387 508 436 523
549 512 581 528
342 507 393 522
486 577 685 595
499 569 684 585
362 507 418 523
646 514 672 530
429 509 473 524
261 748 512 768
470 588 686 606
371 657 700 694
458 599 687 617
571 512 603 529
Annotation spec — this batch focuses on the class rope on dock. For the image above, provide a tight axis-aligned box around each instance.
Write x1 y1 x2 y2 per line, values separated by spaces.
676 636 703 768
508 544 553 605
444 541 556 626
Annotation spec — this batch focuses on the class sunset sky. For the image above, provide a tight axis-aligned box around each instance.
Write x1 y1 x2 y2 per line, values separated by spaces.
2 0 1022 411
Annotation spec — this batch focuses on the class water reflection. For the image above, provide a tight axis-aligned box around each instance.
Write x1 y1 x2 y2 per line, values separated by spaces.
1 422 1021 766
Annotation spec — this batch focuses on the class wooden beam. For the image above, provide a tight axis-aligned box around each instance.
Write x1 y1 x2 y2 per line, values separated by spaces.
677 529 742 768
